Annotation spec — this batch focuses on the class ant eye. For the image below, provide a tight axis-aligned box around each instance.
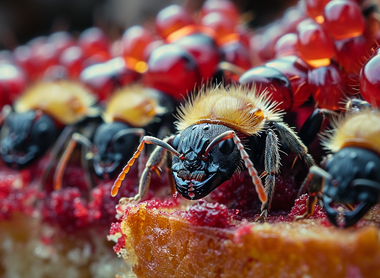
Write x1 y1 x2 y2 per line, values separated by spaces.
218 138 234 155
172 134 181 149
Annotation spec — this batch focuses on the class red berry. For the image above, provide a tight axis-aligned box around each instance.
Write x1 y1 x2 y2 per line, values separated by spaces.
80 57 140 101
274 33 298 58
297 22 335 61
201 0 240 25
360 54 380 106
265 56 311 110
13 45 34 78
335 35 372 74
78 27 110 59
308 63 346 110
323 0 365 41
239 66 293 111
143 44 199 100
200 12 236 45
185 200 233 228
220 40 252 71
174 33 220 82
122 25 155 62
250 23 284 64
305 0 331 21
155 5 195 40
0 63 27 107
142 40 165 62
60 46 85 79
281 7 307 34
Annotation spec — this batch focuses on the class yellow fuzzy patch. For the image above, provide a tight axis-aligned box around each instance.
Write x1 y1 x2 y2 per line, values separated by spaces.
14 81 98 125
103 85 166 127
323 110 380 154
175 85 283 135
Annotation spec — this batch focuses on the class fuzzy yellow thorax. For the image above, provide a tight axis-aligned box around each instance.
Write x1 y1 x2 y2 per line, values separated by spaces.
103 85 166 127
15 81 98 125
175 85 283 135
323 110 380 154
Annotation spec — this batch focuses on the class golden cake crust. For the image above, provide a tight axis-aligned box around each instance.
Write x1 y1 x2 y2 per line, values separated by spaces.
119 203 380 278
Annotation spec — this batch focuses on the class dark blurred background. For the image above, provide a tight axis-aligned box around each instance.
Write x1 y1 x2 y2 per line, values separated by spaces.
0 0 297 50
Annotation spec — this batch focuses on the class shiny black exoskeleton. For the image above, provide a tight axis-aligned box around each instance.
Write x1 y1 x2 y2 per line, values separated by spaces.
0 111 60 169
55 89 177 187
171 123 243 199
91 121 142 179
322 147 380 227
92 91 176 180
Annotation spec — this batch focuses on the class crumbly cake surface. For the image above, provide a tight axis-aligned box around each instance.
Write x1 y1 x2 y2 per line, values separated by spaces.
116 202 380 278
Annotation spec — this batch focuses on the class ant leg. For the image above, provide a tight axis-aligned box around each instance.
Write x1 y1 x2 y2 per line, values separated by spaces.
166 150 176 195
113 135 181 202
256 129 280 222
273 121 315 167
40 125 74 188
203 130 267 203
294 166 327 221
297 108 338 146
53 132 95 191
136 143 172 202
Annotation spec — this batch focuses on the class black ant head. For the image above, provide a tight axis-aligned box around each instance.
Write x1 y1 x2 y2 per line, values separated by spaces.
92 122 141 179
171 123 243 200
322 147 380 227
0 111 60 169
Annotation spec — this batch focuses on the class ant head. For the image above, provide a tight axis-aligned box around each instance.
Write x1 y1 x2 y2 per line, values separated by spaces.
171 123 242 200
0 111 60 169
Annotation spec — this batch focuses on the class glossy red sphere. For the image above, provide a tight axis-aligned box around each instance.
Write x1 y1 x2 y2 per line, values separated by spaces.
174 33 220 82
308 63 346 110
323 0 365 40
0 63 27 107
122 25 155 62
335 35 373 74
250 23 284 64
60 46 86 79
265 56 311 110
78 27 110 59
13 45 35 79
220 40 252 71
274 33 298 58
239 66 293 111
201 0 240 25
360 54 380 107
155 5 195 40
200 12 236 45
305 0 331 20
80 57 140 101
297 22 335 61
143 44 200 100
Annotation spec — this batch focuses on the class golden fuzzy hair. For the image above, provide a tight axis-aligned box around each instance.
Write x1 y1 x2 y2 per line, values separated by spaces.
15 81 99 125
103 85 166 127
175 85 284 135
323 110 380 154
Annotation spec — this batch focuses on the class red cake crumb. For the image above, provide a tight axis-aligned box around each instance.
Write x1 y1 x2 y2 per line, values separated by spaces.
41 187 90 231
209 170 302 218
0 166 36 220
288 193 326 220
184 199 235 228
108 222 127 254
144 195 180 210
